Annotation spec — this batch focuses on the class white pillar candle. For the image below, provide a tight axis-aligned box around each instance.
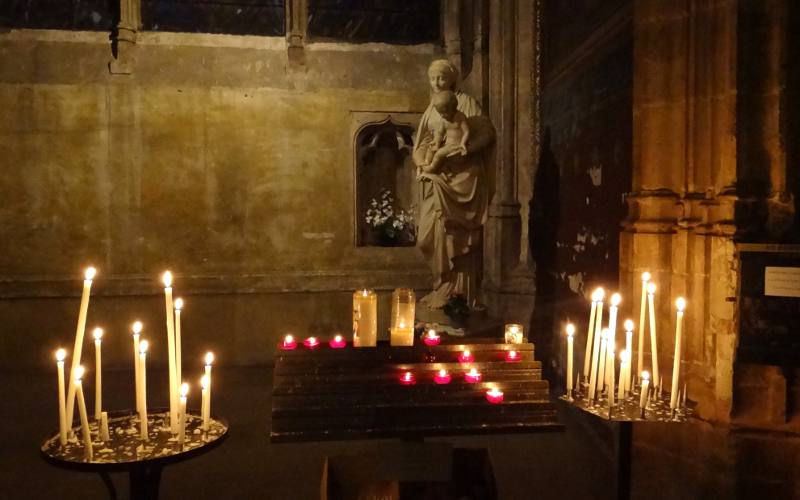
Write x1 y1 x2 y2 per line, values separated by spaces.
352 289 377 347
639 371 650 413
139 340 149 441
587 289 605 400
607 342 616 409
201 375 210 432
163 272 178 434
583 288 601 378
178 383 188 446
132 322 143 414
670 298 686 412
624 320 634 392
566 324 575 398
637 272 650 381
204 352 214 426
100 411 110 441
647 282 660 391
74 366 93 461
174 298 184 399
597 330 608 393
92 327 103 421
390 288 416 346
65 267 96 435
56 349 68 446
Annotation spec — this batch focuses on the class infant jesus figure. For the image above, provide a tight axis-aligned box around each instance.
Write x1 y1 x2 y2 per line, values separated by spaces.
421 90 470 173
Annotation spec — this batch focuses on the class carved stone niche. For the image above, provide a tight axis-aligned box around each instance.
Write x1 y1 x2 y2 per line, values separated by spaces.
352 113 419 247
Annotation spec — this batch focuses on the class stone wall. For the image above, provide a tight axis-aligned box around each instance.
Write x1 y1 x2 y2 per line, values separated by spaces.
0 28 438 369
534 0 633 376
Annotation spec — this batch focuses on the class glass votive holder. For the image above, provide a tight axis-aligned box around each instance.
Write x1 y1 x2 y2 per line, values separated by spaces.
504 323 524 344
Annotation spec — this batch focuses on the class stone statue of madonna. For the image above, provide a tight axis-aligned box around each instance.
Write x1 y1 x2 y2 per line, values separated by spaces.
413 59 495 310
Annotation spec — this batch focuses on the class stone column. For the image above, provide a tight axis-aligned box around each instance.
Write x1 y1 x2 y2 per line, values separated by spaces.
285 0 308 66
109 0 141 74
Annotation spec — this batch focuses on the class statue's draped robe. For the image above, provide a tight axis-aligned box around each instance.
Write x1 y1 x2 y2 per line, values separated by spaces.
413 92 494 309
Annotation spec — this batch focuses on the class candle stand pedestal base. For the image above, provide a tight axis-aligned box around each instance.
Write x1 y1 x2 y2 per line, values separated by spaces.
561 385 696 500
41 409 228 500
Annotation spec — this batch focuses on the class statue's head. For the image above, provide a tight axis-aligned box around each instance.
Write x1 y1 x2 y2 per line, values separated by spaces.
432 90 458 120
428 59 458 93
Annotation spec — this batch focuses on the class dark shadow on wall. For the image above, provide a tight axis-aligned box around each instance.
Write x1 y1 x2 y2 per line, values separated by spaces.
529 128 560 380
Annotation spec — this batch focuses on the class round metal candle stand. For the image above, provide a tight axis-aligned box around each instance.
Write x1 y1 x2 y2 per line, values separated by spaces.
41 408 228 500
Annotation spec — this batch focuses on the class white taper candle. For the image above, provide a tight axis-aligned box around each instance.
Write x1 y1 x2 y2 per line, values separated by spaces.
670 298 686 412
132 322 143 415
56 349 68 446
647 282 660 391
74 366 93 460
566 324 575 398
139 340 149 441
65 267 95 435
93 327 103 421
163 271 178 434
637 272 650 380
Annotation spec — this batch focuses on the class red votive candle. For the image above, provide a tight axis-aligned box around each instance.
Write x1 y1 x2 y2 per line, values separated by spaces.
434 369 451 384
423 330 441 346
486 388 504 404
505 350 521 362
400 371 416 385
458 349 474 364
329 335 346 349
281 335 297 350
465 368 482 383
303 336 320 349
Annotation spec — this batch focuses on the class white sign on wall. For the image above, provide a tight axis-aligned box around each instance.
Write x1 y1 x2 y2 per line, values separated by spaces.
764 267 800 298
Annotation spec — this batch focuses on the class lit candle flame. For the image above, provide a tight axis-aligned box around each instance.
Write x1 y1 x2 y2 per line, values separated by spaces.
404 372 412 381
624 319 634 331
132 321 143 334
469 368 478 376
509 325 519 334
463 349 471 357
84 267 97 281
74 365 85 381
647 283 656 294
592 287 605 301
139 340 149 354
439 369 447 377
601 327 610 339
162 271 172 288
487 388 502 396
611 293 622 307
509 350 517 357
56 348 66 362
642 370 650 381
565 323 575 337
334 335 342 342
180 382 189 398
642 272 651 282
92 327 103 341
676 297 686 312
285 334 293 343
205 351 214 365
174 298 184 311
428 329 438 337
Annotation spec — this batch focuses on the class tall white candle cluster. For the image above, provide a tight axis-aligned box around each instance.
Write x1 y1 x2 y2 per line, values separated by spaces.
572 274 689 416
54 267 217 458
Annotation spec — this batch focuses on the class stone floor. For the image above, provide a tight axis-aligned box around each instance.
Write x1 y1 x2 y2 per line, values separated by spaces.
2 365 614 499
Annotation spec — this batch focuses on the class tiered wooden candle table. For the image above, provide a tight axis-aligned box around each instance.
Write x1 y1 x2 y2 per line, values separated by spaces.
271 339 561 442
